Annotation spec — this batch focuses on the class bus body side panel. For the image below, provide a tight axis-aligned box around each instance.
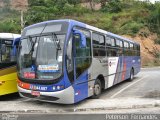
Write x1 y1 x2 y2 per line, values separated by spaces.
133 56 141 75
0 66 17 95
73 70 89 103
89 57 108 94
123 56 131 80
87 67 95 97
113 56 124 85
107 57 119 87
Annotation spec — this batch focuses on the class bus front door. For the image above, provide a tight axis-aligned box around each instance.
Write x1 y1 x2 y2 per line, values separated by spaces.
73 32 91 103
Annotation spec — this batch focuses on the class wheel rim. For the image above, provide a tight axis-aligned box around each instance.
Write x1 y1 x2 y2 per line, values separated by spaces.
94 84 101 95
131 71 133 80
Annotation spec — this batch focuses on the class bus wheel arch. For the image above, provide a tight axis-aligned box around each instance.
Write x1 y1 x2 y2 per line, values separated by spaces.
97 75 105 90
92 75 105 98
129 67 134 81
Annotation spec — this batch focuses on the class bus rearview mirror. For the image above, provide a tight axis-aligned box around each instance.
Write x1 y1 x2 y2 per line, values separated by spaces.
73 30 86 48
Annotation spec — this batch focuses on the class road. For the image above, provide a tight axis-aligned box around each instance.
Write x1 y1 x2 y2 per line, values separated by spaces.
0 67 160 114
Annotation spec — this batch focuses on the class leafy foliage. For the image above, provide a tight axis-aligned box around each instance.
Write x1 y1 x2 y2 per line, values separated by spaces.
101 0 123 13
148 2 160 34
0 0 159 38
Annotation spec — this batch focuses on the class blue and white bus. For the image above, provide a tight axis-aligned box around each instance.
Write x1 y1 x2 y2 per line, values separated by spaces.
17 19 141 104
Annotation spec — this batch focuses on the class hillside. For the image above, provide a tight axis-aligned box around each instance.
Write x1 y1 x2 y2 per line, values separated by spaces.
0 0 160 67
0 0 28 10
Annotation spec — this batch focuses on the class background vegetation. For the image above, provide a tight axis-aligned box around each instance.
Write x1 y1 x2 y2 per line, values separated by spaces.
0 0 160 66
0 0 159 38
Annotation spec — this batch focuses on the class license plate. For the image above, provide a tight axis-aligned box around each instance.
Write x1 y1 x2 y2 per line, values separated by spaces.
31 91 40 96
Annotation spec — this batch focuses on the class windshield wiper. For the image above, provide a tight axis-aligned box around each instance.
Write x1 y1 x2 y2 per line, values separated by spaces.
51 33 61 60
51 33 61 50
28 36 37 54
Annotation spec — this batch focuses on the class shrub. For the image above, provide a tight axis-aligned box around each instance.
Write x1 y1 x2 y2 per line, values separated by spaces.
154 37 160 45
0 19 21 33
101 0 122 13
120 21 144 36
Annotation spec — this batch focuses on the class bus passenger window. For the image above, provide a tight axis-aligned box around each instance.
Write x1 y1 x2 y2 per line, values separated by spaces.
107 48 117 57
116 39 120 47
93 33 106 57
106 36 111 46
111 38 116 47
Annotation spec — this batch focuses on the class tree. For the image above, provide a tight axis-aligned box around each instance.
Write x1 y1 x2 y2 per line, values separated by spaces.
100 0 108 8
101 0 122 13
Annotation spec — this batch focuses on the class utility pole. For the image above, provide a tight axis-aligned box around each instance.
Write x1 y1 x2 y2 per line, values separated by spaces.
12 0 28 33
21 10 24 33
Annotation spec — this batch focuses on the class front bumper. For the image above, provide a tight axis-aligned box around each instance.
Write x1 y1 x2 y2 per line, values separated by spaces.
18 85 74 104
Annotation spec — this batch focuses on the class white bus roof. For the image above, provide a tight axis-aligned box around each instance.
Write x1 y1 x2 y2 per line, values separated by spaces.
0 33 21 39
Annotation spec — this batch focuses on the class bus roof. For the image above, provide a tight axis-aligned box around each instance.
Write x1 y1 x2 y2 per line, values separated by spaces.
0 33 21 40
25 19 139 44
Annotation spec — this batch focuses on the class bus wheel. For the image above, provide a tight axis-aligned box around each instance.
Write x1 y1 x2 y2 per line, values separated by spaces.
92 79 102 98
128 69 134 81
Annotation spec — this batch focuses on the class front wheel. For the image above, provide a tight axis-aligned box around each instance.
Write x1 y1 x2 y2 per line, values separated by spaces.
92 79 102 98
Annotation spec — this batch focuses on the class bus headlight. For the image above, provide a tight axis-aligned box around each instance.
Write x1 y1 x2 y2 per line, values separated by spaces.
57 86 60 90
53 86 56 90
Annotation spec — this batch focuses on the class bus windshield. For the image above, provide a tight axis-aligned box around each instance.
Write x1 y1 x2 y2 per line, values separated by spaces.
18 21 68 81
18 34 65 80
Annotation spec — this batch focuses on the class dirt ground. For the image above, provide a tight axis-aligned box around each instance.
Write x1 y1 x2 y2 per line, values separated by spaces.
124 28 160 67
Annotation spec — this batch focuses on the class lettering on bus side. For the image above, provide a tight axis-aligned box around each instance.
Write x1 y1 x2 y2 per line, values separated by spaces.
99 59 108 63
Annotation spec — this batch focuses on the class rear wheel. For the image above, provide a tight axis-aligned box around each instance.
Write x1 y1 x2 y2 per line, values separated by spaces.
92 79 102 98
128 69 134 81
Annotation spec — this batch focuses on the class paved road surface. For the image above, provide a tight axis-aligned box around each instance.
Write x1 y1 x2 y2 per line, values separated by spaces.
0 67 160 114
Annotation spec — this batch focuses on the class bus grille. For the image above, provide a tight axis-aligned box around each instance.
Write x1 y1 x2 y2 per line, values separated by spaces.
20 92 59 101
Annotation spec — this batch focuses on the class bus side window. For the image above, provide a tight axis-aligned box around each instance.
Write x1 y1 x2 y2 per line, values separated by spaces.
106 36 111 46
93 33 105 57
124 41 130 56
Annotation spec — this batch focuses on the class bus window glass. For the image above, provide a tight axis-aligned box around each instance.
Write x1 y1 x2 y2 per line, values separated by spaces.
74 29 92 79
93 33 106 57
99 35 105 46
116 39 120 47
106 36 111 46
92 33 99 45
0 40 13 63
111 38 115 47
66 35 74 82
107 48 117 57
120 40 123 48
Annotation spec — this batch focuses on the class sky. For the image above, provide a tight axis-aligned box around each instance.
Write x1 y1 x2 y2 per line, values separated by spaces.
140 0 160 3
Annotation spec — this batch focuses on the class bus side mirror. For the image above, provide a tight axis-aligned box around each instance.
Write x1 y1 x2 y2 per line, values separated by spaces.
73 30 86 48
81 33 87 48
12 37 21 56
1 44 6 55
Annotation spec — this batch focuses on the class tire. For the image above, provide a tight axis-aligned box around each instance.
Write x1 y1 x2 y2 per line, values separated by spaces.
92 79 102 99
128 69 134 81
